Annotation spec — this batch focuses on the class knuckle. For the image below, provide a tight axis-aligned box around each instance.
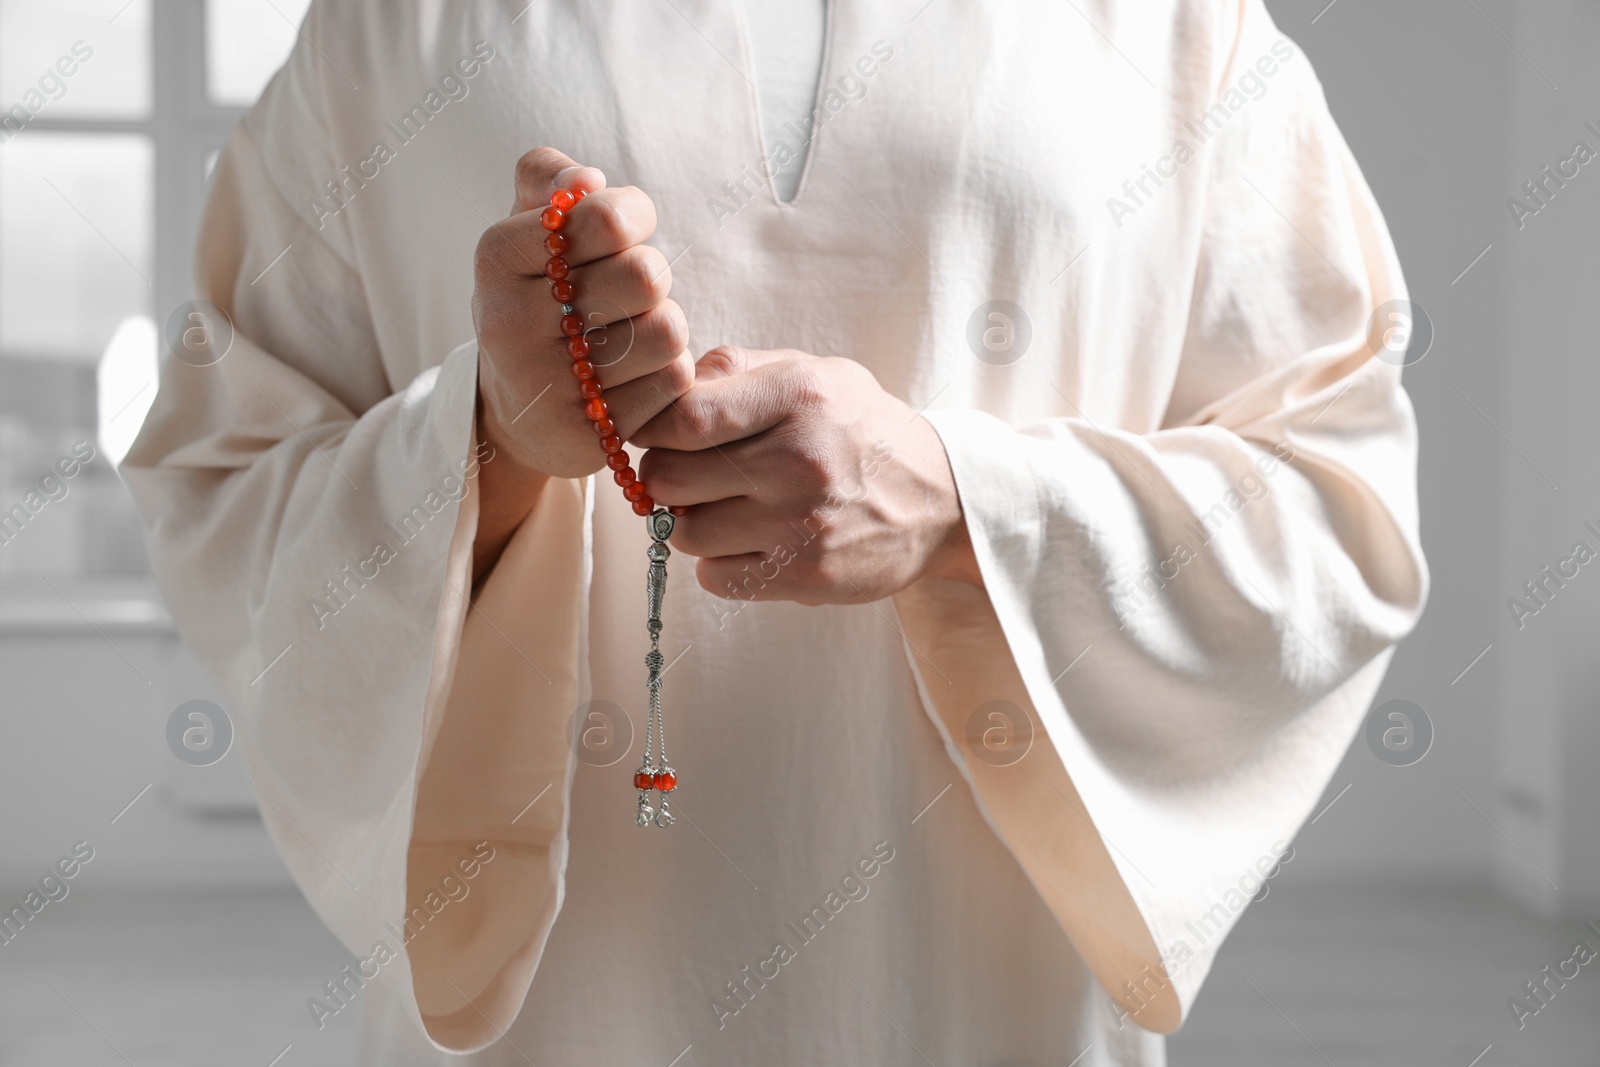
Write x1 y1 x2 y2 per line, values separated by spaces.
619 186 659 238
660 352 696 398
514 147 560 194
624 245 671 304
514 151 539 191
588 194 632 249
786 437 835 491
788 363 831 412
673 397 715 443
647 301 690 357
701 344 744 377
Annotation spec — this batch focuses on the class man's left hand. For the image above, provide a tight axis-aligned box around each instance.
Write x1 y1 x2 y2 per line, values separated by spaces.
631 346 981 604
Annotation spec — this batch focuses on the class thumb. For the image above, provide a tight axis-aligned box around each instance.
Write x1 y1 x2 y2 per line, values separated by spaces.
511 146 606 215
694 345 807 383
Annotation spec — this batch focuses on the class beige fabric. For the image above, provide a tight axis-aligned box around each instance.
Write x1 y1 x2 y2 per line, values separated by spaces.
123 1 1426 1063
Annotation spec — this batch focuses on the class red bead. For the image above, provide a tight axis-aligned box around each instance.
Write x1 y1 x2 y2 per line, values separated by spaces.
572 188 587 201
540 206 566 231
592 416 615 436
579 379 603 400
566 335 591 359
623 481 647 502
544 232 569 256
599 434 623 454
551 189 577 212
606 450 630 471
633 770 653 790
560 314 583 337
669 506 689 517
613 466 636 487
584 396 608 421
570 359 595 380
545 256 570 280
551 279 575 303
653 770 677 792
632 496 655 516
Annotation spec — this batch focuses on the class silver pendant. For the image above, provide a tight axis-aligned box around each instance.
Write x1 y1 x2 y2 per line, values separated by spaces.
633 509 678 826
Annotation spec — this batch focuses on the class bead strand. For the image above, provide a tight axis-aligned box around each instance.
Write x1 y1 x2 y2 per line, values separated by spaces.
540 188 688 519
544 185 685 826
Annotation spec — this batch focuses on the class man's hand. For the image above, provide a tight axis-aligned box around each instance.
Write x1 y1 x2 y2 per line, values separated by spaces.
632 347 982 604
470 148 693 580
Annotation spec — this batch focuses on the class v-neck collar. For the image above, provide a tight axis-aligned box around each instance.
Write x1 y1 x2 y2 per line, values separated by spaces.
728 0 838 209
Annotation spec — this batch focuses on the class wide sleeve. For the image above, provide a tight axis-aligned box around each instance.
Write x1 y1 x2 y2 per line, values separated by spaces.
120 20 585 1053
892 0 1427 1032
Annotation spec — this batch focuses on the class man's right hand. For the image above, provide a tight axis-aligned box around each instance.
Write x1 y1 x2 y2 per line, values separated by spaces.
469 147 693 581
474 147 693 478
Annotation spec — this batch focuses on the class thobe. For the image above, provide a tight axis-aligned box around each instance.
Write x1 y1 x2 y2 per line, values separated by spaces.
123 1 1428 1063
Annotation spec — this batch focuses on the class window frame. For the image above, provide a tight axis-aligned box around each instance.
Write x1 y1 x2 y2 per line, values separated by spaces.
4 0 248 359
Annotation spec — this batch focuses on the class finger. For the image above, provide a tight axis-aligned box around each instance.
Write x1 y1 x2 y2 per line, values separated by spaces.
691 344 798 383
552 185 658 267
594 351 697 441
629 358 804 451
666 497 783 559
585 299 690 389
475 211 561 284
695 551 814 602
476 184 657 282
482 224 675 362
695 541 848 606
512 146 605 214
697 550 777 601
636 444 759 508
561 244 674 332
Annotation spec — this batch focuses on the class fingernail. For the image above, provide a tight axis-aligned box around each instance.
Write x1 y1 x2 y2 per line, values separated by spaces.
554 166 583 188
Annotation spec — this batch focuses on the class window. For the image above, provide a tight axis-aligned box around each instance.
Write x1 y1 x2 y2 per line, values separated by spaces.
0 0 310 587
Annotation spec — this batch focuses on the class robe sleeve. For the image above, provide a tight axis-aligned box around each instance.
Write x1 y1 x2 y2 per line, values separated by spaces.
121 20 583 1052
892 0 1428 1032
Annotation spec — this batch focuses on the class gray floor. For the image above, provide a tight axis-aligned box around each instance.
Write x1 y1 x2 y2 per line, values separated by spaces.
1 880 1596 1065
1169 882 1600 1066
0 884 360 1066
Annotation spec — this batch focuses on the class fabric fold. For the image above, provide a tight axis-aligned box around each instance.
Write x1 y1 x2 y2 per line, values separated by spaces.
404 469 587 1051
891 1 1427 1027
122 106 583 1051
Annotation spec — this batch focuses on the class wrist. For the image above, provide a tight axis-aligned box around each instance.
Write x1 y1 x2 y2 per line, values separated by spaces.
923 507 982 586
906 415 983 588
471 391 549 586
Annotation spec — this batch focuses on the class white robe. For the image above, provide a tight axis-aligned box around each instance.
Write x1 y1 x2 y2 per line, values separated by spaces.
123 1 1427 1063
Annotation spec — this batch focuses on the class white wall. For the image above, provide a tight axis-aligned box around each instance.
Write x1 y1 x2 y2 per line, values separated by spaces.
1258 0 1516 886
1266 0 1599 918
0 607 291 891
1496 0 1600 917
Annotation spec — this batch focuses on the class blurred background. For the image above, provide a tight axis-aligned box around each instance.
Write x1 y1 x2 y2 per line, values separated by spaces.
0 0 1597 1064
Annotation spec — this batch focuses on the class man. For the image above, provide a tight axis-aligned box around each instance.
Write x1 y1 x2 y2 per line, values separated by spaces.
126 1 1427 1062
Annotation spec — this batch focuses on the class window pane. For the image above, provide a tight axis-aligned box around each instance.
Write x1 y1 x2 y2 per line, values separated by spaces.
206 0 313 106
0 0 151 119
0 133 153 360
